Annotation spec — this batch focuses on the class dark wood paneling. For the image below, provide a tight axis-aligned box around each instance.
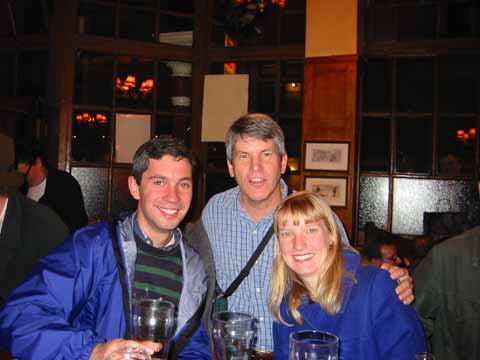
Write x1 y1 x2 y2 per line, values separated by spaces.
302 55 358 239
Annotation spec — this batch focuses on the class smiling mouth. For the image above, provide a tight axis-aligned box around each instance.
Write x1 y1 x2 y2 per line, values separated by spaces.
158 207 179 216
294 254 314 261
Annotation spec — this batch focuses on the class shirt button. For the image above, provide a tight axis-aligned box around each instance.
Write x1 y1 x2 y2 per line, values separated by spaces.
259 316 264 322
253 230 257 234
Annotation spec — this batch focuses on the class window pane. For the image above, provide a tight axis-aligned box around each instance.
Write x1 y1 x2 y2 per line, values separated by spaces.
159 15 194 34
159 0 194 13
358 176 389 230
393 178 471 235
0 2 14 37
74 52 114 106
112 167 137 215
71 110 111 163
258 81 276 113
281 82 302 113
120 0 156 8
366 3 395 41
397 4 436 40
0 54 15 96
361 117 391 172
157 62 174 111
396 117 432 174
282 62 303 78
445 2 473 38
439 55 479 113
438 117 476 176
278 117 302 163
363 58 391 113
71 167 109 222
77 2 115 36
155 114 174 136
17 51 48 97
11 0 48 35
280 12 305 44
397 58 433 112
119 7 155 42
116 57 154 109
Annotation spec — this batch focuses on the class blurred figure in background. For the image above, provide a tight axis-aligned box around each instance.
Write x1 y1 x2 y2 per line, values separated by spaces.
15 138 88 233
0 133 69 305
413 226 480 360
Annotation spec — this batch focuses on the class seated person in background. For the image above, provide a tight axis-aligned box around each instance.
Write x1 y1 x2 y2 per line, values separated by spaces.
15 138 88 233
0 133 69 305
270 192 426 359
0 137 210 360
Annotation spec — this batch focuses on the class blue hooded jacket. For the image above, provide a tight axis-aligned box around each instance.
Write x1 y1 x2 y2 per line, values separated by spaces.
0 214 211 359
273 248 427 360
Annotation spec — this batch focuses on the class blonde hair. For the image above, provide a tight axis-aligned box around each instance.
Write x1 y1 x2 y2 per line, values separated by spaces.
269 191 346 325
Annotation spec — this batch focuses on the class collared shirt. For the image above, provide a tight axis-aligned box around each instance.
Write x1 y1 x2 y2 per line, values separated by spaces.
133 213 180 249
202 180 350 352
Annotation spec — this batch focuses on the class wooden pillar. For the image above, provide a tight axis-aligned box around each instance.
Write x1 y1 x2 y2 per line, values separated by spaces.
303 0 359 239
46 0 77 169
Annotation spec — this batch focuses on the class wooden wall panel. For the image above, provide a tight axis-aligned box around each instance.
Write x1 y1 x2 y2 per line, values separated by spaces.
302 55 358 239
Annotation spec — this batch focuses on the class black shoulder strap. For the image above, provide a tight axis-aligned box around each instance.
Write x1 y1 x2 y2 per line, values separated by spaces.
221 224 274 299
220 187 292 299
109 215 132 339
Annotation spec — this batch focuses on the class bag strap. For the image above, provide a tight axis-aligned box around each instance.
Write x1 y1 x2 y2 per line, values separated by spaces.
221 224 274 299
219 187 292 300
108 215 132 339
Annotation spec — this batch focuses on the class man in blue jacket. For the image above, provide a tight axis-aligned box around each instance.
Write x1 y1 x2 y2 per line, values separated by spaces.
0 137 210 360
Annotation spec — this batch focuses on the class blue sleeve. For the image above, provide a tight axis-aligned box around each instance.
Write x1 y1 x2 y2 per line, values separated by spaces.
0 230 107 360
177 320 212 359
370 270 427 359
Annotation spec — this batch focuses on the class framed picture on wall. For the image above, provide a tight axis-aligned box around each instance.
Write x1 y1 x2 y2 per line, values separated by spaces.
305 177 348 208
304 142 350 171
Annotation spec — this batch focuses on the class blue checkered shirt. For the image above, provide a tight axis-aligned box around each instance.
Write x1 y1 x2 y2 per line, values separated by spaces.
202 180 350 351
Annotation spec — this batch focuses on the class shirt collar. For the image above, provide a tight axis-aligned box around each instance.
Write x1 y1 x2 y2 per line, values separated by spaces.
132 212 181 249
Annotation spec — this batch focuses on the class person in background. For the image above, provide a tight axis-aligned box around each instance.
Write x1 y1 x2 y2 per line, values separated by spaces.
0 133 69 305
270 192 427 359
15 138 88 232
413 225 480 360
186 113 414 357
0 137 210 360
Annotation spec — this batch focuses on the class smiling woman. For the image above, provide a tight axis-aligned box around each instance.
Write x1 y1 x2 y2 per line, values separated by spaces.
269 191 427 360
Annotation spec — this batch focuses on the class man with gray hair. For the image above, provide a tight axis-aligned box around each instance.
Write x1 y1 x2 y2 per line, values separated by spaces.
0 133 69 305
187 113 414 358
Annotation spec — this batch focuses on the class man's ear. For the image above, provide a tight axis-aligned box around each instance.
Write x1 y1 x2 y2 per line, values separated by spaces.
280 152 288 174
227 159 235 178
128 176 140 200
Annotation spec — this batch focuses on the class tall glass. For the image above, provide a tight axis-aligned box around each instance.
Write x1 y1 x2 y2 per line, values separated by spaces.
289 330 339 360
132 299 175 359
212 311 256 360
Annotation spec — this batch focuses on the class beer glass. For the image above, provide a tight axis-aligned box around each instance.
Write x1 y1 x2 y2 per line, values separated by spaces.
212 311 256 360
289 330 339 360
132 299 175 359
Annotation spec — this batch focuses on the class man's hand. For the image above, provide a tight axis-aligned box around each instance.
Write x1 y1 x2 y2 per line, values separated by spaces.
90 339 161 360
381 263 414 305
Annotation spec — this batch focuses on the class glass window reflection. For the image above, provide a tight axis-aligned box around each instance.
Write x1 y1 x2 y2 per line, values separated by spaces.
71 110 111 163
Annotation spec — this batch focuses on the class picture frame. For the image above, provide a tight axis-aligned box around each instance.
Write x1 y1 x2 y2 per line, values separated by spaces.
304 141 350 171
304 177 348 208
